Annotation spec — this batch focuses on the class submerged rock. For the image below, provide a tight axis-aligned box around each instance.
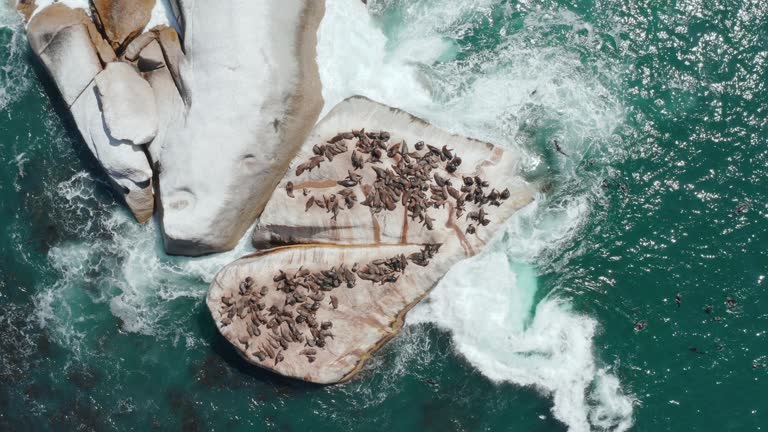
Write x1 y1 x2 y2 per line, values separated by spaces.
208 97 536 384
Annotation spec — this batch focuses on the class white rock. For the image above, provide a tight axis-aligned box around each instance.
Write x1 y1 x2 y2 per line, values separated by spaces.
95 62 159 145
155 0 326 255
27 4 154 223
140 39 184 163
70 81 155 222
27 4 101 106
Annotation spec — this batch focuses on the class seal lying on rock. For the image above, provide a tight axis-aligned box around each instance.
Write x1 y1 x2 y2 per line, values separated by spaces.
208 96 536 384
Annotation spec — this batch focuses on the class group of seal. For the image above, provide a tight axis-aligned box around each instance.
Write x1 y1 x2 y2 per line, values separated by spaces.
217 244 442 366
287 129 512 234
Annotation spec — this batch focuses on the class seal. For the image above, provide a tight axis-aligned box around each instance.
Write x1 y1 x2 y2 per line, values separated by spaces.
553 140 568 156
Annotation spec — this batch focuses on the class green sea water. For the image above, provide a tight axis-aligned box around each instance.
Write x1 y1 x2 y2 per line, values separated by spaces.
1 0 767 431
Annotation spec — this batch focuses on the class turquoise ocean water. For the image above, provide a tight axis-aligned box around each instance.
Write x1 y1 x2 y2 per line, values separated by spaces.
1 0 766 431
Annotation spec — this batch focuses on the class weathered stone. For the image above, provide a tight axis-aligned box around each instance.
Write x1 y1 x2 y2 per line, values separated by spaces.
27 4 102 106
27 4 154 223
95 62 159 145
136 37 165 71
141 40 184 161
122 30 156 62
156 0 326 255
70 81 155 223
209 97 536 384
90 0 155 51
153 25 184 99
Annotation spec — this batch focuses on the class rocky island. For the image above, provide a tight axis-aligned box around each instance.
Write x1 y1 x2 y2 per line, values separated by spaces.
208 97 535 383
19 1 535 383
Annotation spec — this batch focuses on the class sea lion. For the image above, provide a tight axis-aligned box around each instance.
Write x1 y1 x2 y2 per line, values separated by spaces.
238 336 250 347
553 140 568 156
634 320 647 331
726 297 737 308
675 293 681 308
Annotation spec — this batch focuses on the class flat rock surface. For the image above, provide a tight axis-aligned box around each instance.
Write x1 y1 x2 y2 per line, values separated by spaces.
210 97 536 384
208 243 455 384
253 96 534 251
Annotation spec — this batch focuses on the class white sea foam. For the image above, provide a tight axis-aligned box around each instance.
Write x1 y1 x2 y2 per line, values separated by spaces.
37 172 257 349
0 3 30 111
0 0 20 27
322 0 633 430
409 200 634 431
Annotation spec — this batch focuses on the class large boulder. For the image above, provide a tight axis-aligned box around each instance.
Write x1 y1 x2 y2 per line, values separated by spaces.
155 0 326 256
27 4 102 106
95 62 159 145
28 3 154 223
90 0 156 51
23 0 328 252
207 97 536 384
